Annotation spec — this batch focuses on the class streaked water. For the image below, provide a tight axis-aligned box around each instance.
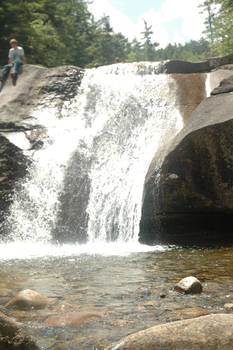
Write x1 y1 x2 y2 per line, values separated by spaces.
3 63 183 245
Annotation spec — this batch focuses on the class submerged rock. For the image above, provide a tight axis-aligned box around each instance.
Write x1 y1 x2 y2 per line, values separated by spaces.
44 311 102 327
5 289 49 310
105 314 233 350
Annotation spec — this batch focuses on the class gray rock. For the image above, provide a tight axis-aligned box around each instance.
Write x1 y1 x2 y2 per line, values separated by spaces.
105 314 233 350
211 74 233 95
161 52 233 74
0 64 84 239
140 76 233 245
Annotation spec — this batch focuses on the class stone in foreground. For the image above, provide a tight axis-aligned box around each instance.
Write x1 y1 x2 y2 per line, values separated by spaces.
105 314 233 350
174 276 203 294
5 289 49 310
0 311 40 349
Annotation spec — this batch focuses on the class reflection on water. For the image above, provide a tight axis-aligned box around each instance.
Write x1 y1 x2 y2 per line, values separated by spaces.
0 243 233 349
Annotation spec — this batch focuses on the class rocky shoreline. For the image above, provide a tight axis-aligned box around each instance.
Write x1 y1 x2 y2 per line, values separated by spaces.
1 275 233 349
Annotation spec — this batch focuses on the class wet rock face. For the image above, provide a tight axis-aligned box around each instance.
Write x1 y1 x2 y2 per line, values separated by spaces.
0 64 84 239
39 65 84 101
0 135 29 235
52 150 90 243
140 74 233 245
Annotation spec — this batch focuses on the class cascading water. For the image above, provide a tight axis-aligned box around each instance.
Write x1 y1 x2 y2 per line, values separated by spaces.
3 62 183 253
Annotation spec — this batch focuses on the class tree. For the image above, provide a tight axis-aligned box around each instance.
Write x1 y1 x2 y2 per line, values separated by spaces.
141 20 159 61
126 38 144 62
199 1 215 44
200 0 233 55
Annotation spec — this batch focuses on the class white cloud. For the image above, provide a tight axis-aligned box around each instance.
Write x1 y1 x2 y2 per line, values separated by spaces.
88 0 206 48
88 0 138 39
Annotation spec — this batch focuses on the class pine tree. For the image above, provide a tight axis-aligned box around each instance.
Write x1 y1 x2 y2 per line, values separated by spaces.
141 20 159 61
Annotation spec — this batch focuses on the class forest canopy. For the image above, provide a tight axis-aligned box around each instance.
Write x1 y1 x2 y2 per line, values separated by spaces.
0 0 232 68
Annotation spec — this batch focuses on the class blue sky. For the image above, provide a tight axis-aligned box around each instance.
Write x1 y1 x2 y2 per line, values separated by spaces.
88 0 206 48
109 0 164 22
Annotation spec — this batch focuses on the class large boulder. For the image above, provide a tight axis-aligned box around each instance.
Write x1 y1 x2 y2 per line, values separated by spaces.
105 314 233 350
140 73 233 245
211 74 233 95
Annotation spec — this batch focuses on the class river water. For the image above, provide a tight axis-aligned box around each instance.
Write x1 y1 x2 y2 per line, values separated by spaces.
0 63 232 349
0 242 233 349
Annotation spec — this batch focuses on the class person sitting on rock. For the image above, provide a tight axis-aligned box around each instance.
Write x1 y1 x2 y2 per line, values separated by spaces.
0 38 26 87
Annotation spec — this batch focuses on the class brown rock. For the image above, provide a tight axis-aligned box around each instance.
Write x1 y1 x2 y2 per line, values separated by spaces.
5 289 49 310
174 276 203 294
0 311 39 349
105 314 233 350
45 311 102 327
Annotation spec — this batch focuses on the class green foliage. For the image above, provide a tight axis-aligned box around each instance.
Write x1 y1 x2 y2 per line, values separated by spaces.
141 20 159 61
0 0 219 69
199 0 233 55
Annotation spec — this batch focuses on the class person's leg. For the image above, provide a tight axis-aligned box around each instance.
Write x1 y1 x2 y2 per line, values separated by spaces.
11 61 23 86
0 64 12 83
11 60 22 75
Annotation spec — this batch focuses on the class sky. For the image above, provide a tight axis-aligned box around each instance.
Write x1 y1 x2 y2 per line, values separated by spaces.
88 0 206 48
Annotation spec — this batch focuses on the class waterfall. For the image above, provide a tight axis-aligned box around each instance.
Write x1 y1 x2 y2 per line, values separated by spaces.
5 62 183 245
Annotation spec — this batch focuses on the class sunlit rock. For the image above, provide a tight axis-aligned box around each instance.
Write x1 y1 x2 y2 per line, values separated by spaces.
105 314 233 350
174 276 203 294
5 289 49 310
211 74 233 95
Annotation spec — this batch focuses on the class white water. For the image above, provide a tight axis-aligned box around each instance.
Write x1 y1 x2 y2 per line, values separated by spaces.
2 62 183 257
